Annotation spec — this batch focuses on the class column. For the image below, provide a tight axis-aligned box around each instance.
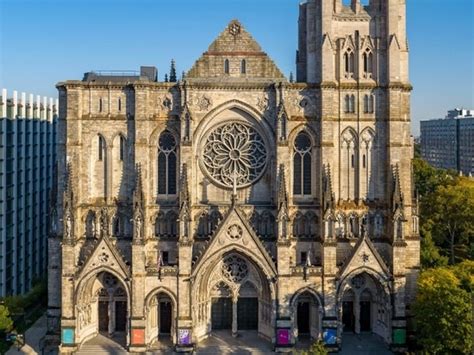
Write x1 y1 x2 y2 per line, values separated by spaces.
354 293 360 334
232 297 238 337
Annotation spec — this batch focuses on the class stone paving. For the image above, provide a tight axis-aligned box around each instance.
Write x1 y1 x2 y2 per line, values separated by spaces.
6 315 47 355
338 333 393 355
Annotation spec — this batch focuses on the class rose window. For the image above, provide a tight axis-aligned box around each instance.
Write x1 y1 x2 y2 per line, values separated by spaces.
221 254 249 283
202 122 267 189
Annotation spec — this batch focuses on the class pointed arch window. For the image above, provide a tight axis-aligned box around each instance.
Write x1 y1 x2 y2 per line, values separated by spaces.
158 131 177 195
241 59 247 74
119 135 126 161
224 59 230 74
293 132 312 196
363 49 374 77
98 135 106 161
344 49 355 77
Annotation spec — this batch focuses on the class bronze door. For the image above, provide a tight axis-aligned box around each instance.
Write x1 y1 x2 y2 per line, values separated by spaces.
115 301 127 332
211 298 232 330
99 301 109 332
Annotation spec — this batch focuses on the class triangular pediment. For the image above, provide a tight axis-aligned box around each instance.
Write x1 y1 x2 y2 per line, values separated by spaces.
339 235 391 280
77 237 131 281
186 20 285 81
192 203 277 278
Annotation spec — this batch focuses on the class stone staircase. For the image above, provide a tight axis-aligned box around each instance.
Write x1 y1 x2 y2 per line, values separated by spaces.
75 334 127 355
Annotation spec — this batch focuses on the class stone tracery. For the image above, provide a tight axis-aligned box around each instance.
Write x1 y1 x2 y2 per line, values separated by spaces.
202 122 267 189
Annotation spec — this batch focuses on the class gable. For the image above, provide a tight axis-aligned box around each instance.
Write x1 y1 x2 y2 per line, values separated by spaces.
192 203 277 278
339 235 391 280
77 237 131 282
186 20 286 81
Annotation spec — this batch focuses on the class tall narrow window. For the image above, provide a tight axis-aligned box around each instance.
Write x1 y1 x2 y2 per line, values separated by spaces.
350 95 356 113
98 135 106 161
293 132 312 196
224 59 230 74
344 50 355 77
364 95 369 113
363 49 373 77
118 98 122 112
368 94 375 113
119 135 126 161
241 59 246 74
99 98 103 113
345 95 351 113
158 131 177 195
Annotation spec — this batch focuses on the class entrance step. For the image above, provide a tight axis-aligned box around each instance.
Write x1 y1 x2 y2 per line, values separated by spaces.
75 334 128 355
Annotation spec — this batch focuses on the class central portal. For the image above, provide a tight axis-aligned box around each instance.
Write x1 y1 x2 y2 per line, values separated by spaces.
211 298 232 330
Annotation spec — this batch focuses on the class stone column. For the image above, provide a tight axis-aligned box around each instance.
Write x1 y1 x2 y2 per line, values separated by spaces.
354 293 360 334
232 297 238 337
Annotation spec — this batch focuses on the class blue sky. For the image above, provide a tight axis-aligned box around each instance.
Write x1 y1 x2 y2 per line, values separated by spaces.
0 0 473 135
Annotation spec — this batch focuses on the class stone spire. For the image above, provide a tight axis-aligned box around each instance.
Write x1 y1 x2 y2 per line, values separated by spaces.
62 163 74 245
392 164 404 214
133 164 145 244
322 164 336 215
277 165 289 240
179 164 191 241
277 83 288 143
180 82 192 144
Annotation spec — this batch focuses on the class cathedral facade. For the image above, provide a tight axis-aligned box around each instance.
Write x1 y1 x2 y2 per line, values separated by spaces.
48 0 419 352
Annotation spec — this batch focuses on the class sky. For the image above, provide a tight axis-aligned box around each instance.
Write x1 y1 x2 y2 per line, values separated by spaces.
0 0 473 136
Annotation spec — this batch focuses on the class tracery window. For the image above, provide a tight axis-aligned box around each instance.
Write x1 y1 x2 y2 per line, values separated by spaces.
364 94 375 114
259 211 275 238
158 131 177 195
202 122 267 188
293 132 312 196
221 254 248 283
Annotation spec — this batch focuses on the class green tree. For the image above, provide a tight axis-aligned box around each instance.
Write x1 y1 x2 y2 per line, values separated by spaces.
420 229 448 268
423 182 474 264
413 266 473 354
0 305 13 332
169 59 177 82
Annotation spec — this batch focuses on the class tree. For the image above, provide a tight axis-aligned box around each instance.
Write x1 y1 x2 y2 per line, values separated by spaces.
413 266 473 354
423 182 474 264
0 305 13 332
169 59 177 82
420 229 448 268
164 74 169 82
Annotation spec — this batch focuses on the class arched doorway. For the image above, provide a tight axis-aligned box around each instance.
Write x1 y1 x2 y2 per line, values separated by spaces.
193 252 274 341
145 289 177 346
76 271 129 347
338 272 391 341
292 290 322 341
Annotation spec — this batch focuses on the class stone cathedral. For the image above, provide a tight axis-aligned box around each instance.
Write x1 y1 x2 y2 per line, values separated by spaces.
48 0 419 352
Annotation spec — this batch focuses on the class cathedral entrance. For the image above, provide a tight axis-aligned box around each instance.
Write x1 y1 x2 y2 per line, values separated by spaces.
338 272 391 342
75 271 129 347
211 298 232 330
292 290 322 341
193 251 274 341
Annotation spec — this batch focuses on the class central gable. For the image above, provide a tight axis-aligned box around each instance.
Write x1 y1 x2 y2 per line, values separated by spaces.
192 203 277 279
186 20 286 81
